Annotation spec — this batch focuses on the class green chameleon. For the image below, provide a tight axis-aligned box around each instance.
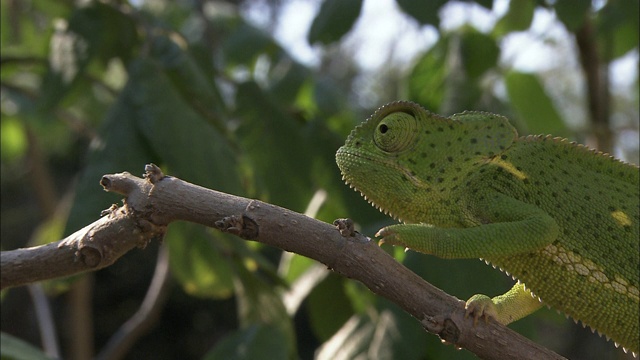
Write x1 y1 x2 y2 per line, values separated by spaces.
335 101 639 355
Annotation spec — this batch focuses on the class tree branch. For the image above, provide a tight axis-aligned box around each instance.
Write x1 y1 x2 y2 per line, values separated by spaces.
0 164 565 360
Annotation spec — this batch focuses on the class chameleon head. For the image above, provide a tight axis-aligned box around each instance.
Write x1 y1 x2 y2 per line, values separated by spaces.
336 101 517 224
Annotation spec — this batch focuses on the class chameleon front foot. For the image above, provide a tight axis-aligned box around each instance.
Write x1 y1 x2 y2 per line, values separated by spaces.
375 226 401 246
465 294 498 326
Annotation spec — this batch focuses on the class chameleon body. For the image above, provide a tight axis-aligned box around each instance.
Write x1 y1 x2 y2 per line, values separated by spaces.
335 101 639 354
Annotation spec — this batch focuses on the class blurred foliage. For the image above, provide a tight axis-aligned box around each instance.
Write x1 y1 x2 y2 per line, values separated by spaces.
1 0 637 359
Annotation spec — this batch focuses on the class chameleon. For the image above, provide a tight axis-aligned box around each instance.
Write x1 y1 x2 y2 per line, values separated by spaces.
335 101 639 355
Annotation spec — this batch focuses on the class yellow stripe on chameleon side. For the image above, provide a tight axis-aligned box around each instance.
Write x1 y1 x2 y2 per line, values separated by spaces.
542 244 638 301
611 210 632 227
490 158 528 180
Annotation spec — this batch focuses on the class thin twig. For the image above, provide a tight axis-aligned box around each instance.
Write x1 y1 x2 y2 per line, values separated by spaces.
95 243 172 360
27 284 61 359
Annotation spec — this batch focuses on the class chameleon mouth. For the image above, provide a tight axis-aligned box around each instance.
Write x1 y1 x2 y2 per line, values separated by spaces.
336 149 394 216
340 174 403 222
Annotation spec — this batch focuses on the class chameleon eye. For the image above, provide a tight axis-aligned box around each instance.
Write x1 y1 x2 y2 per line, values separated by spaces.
373 112 418 152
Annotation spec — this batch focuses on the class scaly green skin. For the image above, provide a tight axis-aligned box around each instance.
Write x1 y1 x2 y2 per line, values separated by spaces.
336 101 639 354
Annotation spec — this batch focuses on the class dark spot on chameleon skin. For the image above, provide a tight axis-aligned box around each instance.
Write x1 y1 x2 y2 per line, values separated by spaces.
608 206 616 211
437 177 444 183
430 163 436 169
457 137 463 142
430 143 436 148
408 158 417 165
501 155 508 160
446 141 452 146
437 127 444 132
449 125 454 130
523 179 530 185
447 156 454 162
470 138 477 144
425 130 431 134
594 213 602 219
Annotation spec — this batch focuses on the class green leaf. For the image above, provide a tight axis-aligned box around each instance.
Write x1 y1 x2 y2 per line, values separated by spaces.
149 35 227 133
223 23 279 65
202 324 289 360
474 0 494 10
395 0 447 27
554 0 591 32
504 71 567 136
268 58 310 105
166 224 235 299
408 39 447 112
493 0 535 37
127 58 241 194
0 332 53 360
0 117 27 162
308 0 363 45
64 78 152 235
459 27 499 79
596 0 639 61
233 259 296 357
306 275 354 340
234 81 313 210
38 2 137 111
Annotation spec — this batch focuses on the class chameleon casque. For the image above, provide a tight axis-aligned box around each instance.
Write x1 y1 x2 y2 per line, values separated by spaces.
335 101 639 354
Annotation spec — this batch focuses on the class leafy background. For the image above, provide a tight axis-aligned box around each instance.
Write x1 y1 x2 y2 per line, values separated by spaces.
1 0 638 359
